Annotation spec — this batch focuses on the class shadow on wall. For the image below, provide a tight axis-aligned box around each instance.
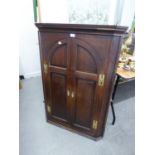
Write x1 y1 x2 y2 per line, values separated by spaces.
114 80 135 103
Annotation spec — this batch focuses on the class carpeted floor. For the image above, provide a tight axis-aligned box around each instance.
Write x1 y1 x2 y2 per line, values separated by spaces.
19 76 135 155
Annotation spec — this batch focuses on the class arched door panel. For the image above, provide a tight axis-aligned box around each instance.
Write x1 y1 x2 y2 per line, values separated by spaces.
50 45 67 67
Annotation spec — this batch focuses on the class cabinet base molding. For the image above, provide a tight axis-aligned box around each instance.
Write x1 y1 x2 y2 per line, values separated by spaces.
47 120 103 141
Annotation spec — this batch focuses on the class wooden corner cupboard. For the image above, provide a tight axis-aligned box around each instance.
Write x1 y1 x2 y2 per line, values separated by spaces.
35 23 127 140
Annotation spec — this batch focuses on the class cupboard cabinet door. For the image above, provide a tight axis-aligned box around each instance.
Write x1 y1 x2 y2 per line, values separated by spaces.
36 23 127 139
70 36 106 134
43 38 71 125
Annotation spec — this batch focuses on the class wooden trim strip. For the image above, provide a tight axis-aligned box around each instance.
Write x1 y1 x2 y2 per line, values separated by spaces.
75 71 98 81
35 23 128 34
49 65 67 74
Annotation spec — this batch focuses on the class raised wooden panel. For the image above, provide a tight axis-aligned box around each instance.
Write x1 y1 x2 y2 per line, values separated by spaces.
50 73 68 121
74 79 95 129
76 45 97 73
50 44 67 67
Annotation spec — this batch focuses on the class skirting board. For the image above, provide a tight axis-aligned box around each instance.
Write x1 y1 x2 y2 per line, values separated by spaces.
24 71 41 79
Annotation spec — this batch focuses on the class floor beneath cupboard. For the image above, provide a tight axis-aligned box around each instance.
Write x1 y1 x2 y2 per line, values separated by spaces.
19 76 135 155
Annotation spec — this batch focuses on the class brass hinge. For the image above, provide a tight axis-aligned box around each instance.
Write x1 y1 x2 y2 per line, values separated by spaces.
92 120 98 130
47 105 51 113
44 63 48 74
98 74 105 87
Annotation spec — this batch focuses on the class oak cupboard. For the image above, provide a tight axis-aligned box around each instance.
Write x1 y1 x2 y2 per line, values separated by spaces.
35 23 127 140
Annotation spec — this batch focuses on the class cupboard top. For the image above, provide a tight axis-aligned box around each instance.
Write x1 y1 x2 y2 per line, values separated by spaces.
35 23 128 34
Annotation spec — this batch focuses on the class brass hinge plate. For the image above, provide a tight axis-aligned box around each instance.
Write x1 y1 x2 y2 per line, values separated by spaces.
44 64 48 74
98 74 105 87
92 120 98 130
47 105 51 113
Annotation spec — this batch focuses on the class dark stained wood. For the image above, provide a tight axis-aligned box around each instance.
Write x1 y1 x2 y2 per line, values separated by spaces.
36 23 127 140
50 73 68 121
75 71 97 81
49 66 67 74
35 23 127 34
74 79 95 129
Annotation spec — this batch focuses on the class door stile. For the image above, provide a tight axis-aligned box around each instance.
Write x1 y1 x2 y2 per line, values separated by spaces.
68 38 77 124
70 39 81 125
43 59 51 120
66 38 74 124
